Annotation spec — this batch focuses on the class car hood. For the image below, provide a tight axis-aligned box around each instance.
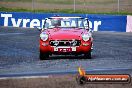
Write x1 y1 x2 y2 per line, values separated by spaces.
45 28 85 40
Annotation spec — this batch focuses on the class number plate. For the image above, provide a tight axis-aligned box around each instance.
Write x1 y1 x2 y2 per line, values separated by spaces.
58 48 72 52
54 47 76 52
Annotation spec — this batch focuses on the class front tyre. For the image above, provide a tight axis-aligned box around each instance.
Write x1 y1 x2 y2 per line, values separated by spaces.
84 51 92 59
39 51 49 60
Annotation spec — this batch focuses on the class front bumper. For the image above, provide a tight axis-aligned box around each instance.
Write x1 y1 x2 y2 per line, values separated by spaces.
40 39 92 54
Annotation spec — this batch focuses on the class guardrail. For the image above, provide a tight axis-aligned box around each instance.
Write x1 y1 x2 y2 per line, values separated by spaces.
0 12 129 32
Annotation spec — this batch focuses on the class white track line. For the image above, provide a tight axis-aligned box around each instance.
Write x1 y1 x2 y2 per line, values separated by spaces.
0 33 24 36
0 76 49 80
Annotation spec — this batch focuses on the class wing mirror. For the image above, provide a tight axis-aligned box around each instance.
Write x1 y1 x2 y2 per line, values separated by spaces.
84 18 90 30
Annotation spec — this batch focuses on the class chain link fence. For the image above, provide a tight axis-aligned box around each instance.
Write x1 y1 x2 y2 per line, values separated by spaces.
0 0 132 13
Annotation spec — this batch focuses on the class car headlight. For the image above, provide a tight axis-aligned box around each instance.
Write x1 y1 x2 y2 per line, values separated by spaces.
82 33 91 42
40 33 48 41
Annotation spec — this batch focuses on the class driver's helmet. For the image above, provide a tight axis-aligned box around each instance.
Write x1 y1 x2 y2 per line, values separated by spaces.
51 18 61 27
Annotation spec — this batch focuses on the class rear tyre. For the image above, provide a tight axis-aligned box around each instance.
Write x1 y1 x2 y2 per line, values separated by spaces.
39 51 49 60
84 51 92 59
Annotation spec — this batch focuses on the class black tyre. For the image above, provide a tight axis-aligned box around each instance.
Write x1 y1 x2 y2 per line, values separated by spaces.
84 51 92 59
39 51 49 60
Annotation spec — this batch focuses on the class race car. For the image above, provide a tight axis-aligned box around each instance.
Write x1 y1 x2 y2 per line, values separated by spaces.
39 16 93 60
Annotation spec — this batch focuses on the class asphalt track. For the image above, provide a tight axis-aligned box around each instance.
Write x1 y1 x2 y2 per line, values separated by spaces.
0 27 132 77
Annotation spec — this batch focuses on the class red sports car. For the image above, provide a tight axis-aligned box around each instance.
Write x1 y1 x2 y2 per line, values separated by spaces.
39 17 93 60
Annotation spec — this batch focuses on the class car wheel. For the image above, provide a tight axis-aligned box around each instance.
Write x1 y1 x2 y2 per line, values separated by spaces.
39 51 49 60
84 51 92 59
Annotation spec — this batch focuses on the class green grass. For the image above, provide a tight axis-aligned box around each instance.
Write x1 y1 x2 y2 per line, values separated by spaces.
86 1 116 5
0 0 81 4
0 0 32 2
1 0 132 5
37 0 78 5
0 0 117 5
0 7 30 12
0 7 132 15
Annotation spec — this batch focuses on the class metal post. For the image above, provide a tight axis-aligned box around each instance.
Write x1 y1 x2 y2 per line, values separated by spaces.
32 0 35 21
118 0 120 12
74 0 76 12
32 0 34 12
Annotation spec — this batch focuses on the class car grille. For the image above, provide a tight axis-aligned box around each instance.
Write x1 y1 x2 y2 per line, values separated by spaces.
50 40 81 46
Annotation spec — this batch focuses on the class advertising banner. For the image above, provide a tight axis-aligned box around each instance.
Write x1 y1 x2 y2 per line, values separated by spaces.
0 12 127 32
126 15 132 32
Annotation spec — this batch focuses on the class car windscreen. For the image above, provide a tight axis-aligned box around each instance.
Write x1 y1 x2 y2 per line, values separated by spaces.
44 18 88 29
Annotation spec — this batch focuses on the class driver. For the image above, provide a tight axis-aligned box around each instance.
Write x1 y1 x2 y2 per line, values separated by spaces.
51 19 61 27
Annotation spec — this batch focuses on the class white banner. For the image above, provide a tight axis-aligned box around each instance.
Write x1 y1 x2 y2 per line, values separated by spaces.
126 15 132 32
